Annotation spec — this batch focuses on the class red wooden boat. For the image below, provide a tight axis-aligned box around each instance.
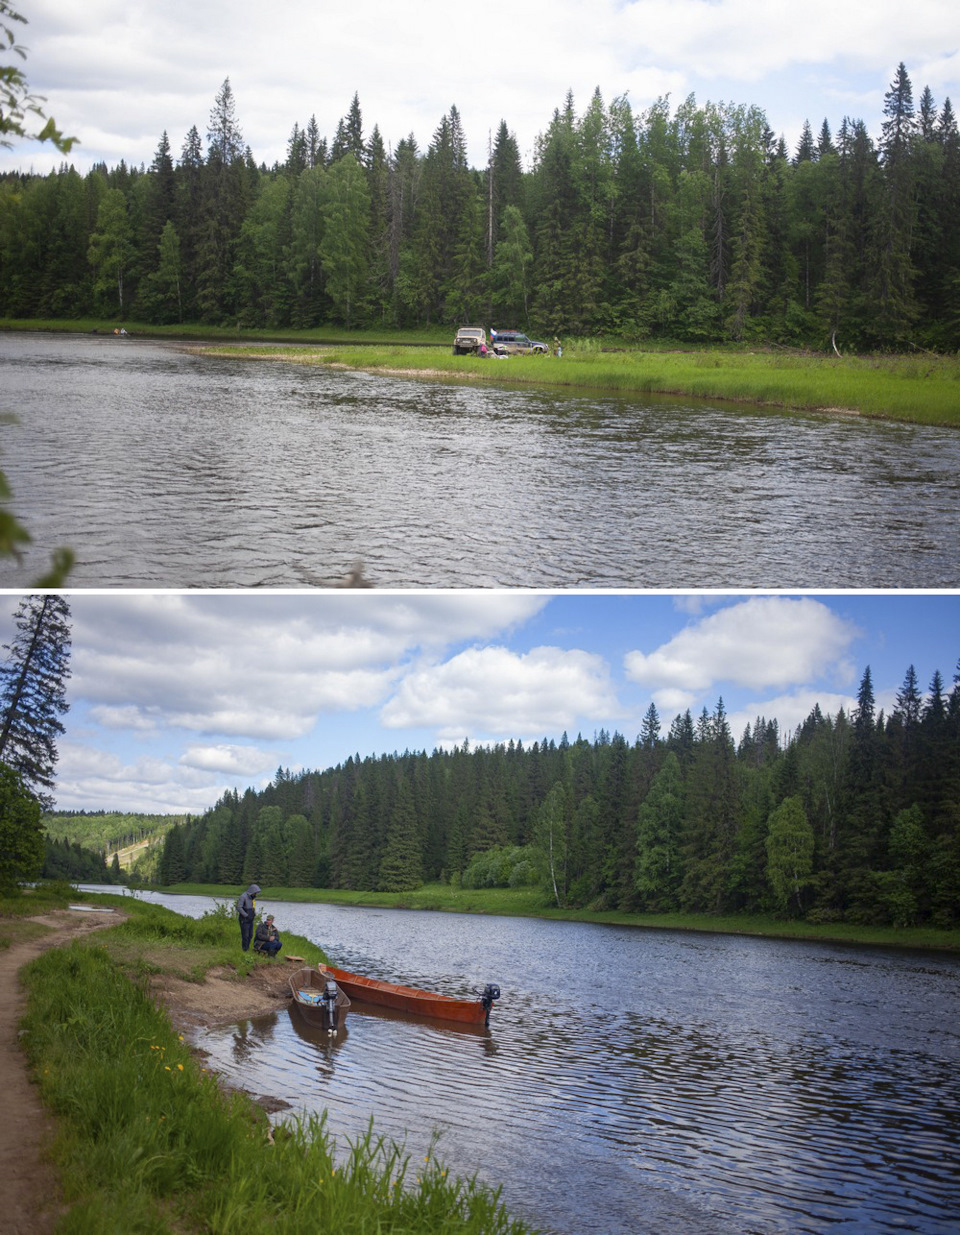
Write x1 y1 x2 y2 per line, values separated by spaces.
318 963 500 1026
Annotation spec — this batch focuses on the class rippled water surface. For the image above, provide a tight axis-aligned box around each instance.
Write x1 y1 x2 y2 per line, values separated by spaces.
3 333 959 587
124 891 960 1234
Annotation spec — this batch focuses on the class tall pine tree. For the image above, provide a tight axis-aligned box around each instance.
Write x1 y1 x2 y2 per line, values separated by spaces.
0 594 71 810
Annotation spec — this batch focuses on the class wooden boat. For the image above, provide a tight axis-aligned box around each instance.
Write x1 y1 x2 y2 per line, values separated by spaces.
318 962 500 1026
289 966 351 1033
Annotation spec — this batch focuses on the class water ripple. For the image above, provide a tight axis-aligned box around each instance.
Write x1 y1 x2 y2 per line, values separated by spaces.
3 333 959 587
132 895 960 1235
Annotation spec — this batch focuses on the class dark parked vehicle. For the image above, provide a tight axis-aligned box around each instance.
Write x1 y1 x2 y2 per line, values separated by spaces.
490 329 549 355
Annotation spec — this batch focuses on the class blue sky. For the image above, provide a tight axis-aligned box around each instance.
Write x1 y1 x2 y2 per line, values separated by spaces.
2 591 955 814
3 0 958 176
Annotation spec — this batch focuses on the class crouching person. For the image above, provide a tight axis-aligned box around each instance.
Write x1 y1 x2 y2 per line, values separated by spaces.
253 914 282 958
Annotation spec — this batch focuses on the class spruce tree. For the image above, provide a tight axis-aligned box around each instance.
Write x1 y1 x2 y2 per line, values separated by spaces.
794 120 816 164
0 594 71 810
378 780 423 891
874 62 919 341
634 751 684 910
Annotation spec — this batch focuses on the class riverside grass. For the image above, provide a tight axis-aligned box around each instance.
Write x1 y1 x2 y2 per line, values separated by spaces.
14 894 532 1235
290 345 958 427
163 881 960 953
5 319 958 426
221 340 960 427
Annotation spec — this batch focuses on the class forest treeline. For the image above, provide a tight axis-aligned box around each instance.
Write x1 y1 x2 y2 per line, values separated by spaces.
158 661 960 929
2 64 959 349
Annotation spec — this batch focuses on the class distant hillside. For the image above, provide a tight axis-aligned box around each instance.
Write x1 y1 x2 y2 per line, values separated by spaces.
45 813 185 871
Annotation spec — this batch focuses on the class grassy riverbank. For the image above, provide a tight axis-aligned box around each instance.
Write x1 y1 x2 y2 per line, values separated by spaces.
160 882 960 953
6 886 531 1234
4 318 958 426
275 342 960 426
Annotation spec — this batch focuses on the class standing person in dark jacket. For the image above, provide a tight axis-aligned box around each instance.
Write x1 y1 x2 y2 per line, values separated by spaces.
237 883 260 951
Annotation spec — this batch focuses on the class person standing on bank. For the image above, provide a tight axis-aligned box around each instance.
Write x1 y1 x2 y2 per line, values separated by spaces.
237 883 260 951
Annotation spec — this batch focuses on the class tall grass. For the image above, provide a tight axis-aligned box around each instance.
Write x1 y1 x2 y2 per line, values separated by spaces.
7 319 957 423
18 921 534 1233
259 343 960 426
99 898 327 983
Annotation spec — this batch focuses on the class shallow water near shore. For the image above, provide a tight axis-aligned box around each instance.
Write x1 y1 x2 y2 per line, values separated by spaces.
3 332 959 587
119 889 960 1235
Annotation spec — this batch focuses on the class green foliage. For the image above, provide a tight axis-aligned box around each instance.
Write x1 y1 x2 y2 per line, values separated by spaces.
0 760 42 887
319 153 371 327
42 835 112 883
491 205 534 324
87 188 133 316
1 1 75 152
2 65 959 347
532 782 568 907
0 424 30 562
635 751 684 911
461 845 540 890
765 795 815 914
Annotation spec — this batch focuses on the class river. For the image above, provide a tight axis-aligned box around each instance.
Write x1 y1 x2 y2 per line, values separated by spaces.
110 890 960 1235
3 332 959 588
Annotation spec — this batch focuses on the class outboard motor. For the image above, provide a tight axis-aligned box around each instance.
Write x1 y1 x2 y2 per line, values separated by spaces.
476 982 501 1026
320 979 340 1034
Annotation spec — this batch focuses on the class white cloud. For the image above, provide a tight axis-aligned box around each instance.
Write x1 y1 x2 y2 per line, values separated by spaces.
56 741 227 813
178 744 277 776
650 687 698 715
624 596 858 699
615 1 960 81
727 689 858 741
88 704 160 732
9 0 957 176
68 593 548 740
381 644 620 737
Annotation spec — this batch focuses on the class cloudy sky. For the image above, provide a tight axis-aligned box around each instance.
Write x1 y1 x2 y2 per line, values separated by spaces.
4 0 958 176
1 591 956 815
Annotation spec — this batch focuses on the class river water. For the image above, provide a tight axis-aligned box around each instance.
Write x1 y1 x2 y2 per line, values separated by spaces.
114 890 960 1235
3 332 959 588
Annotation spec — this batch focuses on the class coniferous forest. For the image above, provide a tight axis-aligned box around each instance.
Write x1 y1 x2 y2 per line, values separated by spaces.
2 64 959 350
158 661 960 929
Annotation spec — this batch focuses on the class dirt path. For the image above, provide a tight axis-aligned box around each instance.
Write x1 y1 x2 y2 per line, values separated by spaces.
0 908 297 1233
0 908 125 1234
